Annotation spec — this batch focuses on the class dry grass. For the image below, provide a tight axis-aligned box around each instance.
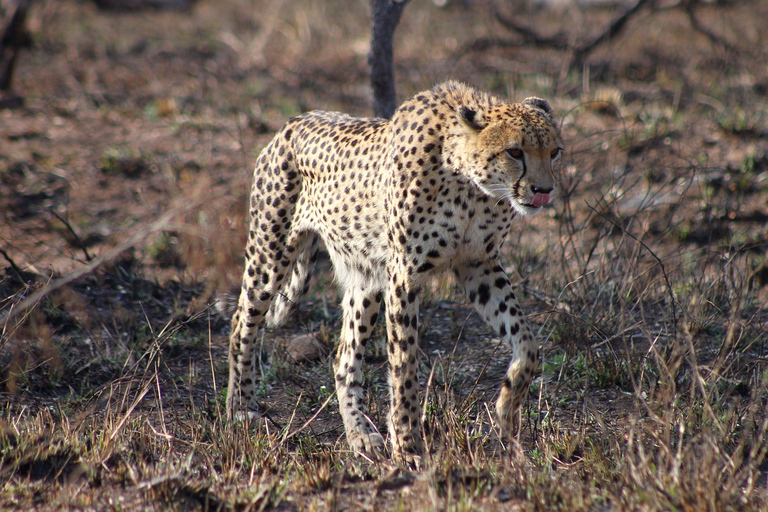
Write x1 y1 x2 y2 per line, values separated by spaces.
1 0 767 510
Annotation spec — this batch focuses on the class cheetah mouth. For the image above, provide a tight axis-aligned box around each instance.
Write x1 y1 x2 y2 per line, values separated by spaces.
520 192 551 208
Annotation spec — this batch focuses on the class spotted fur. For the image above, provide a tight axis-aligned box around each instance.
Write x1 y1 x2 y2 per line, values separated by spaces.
226 81 564 462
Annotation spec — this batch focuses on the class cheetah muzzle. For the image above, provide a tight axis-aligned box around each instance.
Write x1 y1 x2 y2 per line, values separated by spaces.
225 80 564 463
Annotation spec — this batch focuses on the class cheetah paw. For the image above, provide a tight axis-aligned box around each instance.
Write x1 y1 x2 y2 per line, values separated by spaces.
394 451 423 470
231 409 260 423
349 431 386 460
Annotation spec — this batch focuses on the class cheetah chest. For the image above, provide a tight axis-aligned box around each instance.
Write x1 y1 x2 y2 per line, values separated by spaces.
297 168 514 291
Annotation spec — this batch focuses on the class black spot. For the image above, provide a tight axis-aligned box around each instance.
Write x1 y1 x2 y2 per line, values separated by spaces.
416 262 434 273
477 283 491 306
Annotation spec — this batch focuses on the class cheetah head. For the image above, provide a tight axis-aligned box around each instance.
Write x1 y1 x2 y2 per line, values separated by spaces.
454 97 564 216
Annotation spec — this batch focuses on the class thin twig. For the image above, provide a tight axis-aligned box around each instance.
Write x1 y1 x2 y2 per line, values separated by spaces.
0 247 24 278
50 210 93 262
280 392 303 444
585 201 678 336
272 388 337 451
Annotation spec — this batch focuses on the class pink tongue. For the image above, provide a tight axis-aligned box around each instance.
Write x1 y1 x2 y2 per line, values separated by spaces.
531 193 550 207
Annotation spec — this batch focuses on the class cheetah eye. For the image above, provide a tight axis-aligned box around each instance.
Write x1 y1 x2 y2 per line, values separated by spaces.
505 148 524 160
551 147 562 159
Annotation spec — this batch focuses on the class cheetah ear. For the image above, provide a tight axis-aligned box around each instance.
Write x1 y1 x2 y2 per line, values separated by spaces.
522 97 553 120
458 106 486 132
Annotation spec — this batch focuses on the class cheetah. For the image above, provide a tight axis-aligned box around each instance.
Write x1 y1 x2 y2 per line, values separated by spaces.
226 81 564 462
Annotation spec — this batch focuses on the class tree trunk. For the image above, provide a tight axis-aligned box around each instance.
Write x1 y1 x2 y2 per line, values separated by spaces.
368 0 410 119
0 0 30 92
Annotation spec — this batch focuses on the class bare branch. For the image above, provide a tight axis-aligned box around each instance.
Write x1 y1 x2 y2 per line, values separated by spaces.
683 0 738 52
573 0 653 65
90 0 194 10
477 0 743 68
489 1 568 49
466 0 654 67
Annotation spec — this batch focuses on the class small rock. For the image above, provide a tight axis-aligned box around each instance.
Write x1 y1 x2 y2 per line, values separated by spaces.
287 333 326 362
497 488 512 502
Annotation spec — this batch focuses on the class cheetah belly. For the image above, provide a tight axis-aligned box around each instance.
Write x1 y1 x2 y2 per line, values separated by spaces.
295 200 391 294
324 241 389 294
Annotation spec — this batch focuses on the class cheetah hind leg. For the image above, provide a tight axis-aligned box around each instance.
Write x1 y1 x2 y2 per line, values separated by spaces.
226 231 312 422
334 288 385 459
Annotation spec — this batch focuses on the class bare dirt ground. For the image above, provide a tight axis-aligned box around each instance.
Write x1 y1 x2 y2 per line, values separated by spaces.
1 0 768 510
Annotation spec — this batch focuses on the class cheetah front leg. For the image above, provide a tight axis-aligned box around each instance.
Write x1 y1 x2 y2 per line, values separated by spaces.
334 287 385 458
456 260 540 443
385 261 424 464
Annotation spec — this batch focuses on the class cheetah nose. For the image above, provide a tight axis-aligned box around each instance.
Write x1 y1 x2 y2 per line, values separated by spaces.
531 186 553 207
